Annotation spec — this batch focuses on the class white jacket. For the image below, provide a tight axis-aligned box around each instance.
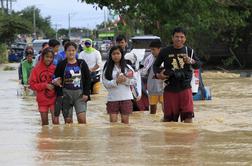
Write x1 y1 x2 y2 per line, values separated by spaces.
102 65 137 101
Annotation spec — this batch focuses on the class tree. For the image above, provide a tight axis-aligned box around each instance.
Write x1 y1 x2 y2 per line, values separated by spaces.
0 0 16 14
0 14 31 46
19 6 55 38
1 0 4 14
57 28 69 38
80 0 252 67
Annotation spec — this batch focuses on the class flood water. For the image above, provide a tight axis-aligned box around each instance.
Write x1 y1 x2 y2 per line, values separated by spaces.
0 63 251 166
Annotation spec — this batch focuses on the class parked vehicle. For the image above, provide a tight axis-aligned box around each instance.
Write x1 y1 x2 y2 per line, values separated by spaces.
126 35 161 67
32 39 50 56
130 35 161 49
8 42 27 62
93 40 103 51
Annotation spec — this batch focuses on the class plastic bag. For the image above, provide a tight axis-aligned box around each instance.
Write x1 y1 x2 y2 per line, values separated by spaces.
191 69 199 94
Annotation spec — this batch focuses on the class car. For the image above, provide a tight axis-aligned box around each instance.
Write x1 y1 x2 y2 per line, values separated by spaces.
100 40 112 51
130 35 161 49
8 42 27 62
32 39 65 55
93 40 103 51
32 39 50 56
125 35 161 69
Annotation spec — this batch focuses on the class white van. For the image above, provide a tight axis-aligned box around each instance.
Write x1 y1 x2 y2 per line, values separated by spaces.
126 35 161 69
32 39 50 56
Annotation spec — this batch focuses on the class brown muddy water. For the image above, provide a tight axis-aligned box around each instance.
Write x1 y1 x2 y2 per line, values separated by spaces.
0 63 251 166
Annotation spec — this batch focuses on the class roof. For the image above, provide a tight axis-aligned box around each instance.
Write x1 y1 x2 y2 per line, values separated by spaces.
32 39 50 44
130 35 161 40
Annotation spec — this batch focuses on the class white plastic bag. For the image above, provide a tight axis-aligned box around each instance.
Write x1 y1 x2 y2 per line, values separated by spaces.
191 69 199 94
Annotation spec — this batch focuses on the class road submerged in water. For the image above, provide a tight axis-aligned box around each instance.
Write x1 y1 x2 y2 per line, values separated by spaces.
0 63 251 166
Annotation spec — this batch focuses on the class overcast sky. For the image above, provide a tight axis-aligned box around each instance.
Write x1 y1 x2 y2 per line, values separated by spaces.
12 0 108 29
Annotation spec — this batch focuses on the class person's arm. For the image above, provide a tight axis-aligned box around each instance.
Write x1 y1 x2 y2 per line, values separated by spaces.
153 50 164 74
80 60 91 96
96 51 102 68
90 64 99 72
18 63 23 83
29 69 48 91
191 51 201 69
153 49 169 79
102 72 118 89
183 48 201 69
53 60 65 87
123 77 137 86
91 51 102 72
140 54 153 76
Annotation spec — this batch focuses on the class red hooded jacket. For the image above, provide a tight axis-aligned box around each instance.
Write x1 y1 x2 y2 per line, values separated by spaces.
29 59 56 106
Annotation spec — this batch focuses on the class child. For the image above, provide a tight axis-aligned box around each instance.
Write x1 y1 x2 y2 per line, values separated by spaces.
53 41 91 124
48 39 61 66
141 40 164 114
29 48 57 125
103 46 136 124
18 47 34 85
18 49 34 96
21 50 34 85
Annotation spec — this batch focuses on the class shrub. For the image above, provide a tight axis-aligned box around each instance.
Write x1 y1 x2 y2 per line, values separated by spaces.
0 43 7 63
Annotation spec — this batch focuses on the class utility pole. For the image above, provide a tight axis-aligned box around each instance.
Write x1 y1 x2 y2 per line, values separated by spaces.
10 0 12 13
68 13 71 39
68 12 76 39
54 24 61 40
104 8 106 29
10 0 14 14
6 0 8 14
55 24 58 40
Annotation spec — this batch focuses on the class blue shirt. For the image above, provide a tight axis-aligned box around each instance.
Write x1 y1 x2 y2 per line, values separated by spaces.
53 52 64 66
58 51 78 61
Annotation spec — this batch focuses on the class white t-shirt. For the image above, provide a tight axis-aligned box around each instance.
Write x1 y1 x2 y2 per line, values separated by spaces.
78 49 102 73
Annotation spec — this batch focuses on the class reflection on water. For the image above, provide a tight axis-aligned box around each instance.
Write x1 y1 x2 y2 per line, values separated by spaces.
0 64 252 165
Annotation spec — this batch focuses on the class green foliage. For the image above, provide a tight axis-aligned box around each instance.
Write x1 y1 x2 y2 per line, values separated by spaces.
0 6 55 46
19 6 55 38
222 56 235 67
0 14 31 46
0 43 7 63
58 28 69 38
81 0 252 67
57 27 93 38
